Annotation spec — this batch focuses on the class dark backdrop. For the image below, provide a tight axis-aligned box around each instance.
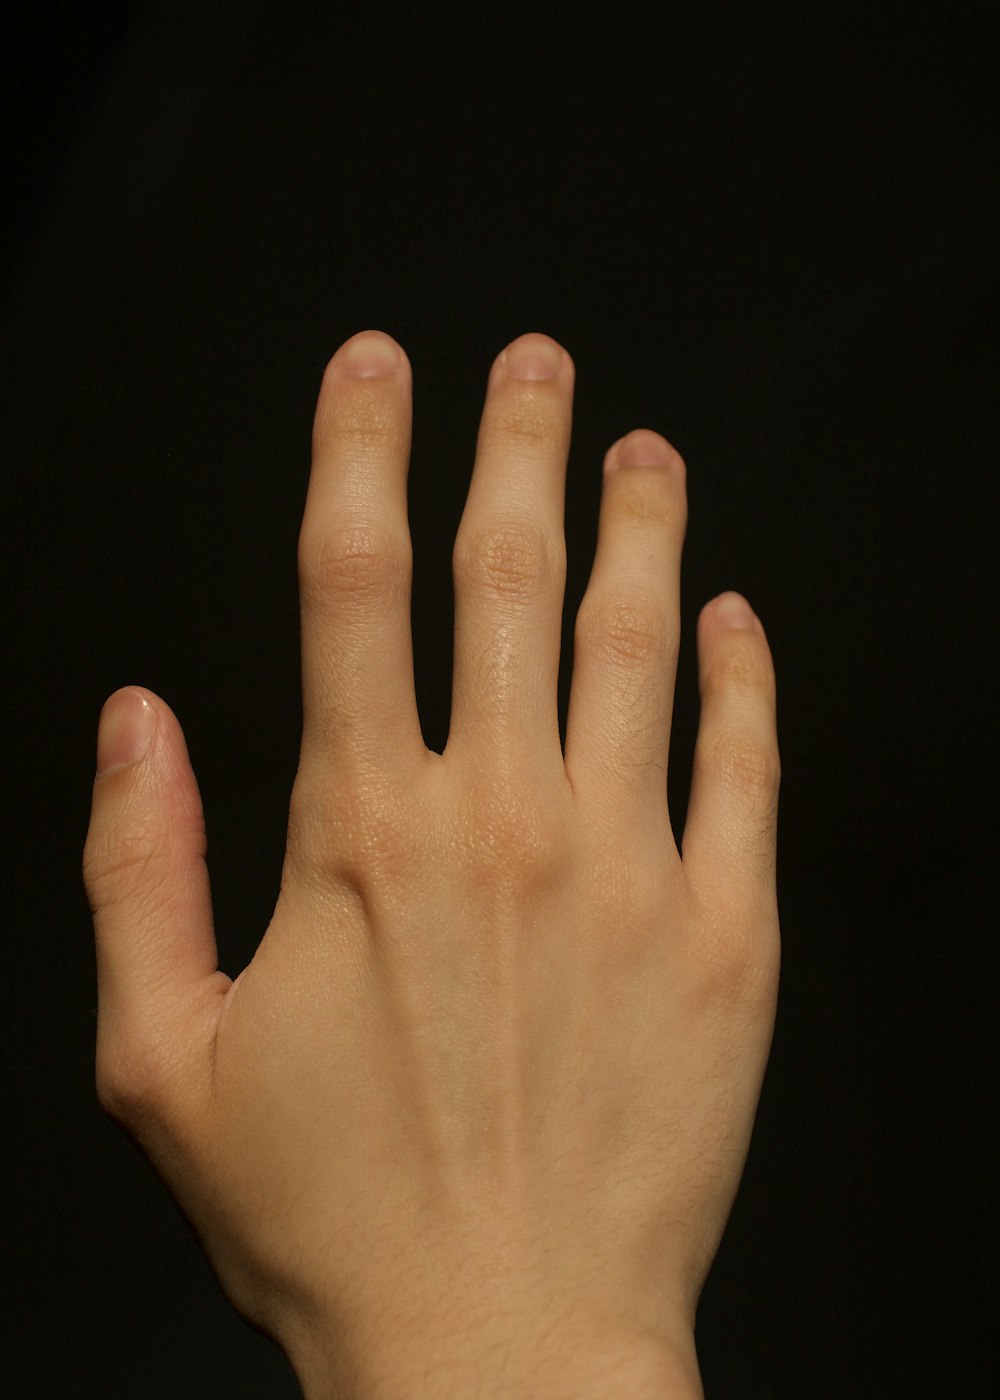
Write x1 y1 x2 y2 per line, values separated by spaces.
3 1 994 1395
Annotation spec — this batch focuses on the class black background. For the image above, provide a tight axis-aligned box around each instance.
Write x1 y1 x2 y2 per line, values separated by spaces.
3 1 995 1395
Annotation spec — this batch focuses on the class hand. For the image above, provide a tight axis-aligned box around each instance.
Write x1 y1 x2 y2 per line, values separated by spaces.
83 331 780 1399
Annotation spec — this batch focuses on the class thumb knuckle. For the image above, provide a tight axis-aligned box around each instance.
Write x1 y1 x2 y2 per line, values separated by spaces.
83 817 168 914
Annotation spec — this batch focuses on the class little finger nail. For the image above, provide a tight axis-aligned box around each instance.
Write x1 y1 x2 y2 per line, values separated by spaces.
713 592 756 629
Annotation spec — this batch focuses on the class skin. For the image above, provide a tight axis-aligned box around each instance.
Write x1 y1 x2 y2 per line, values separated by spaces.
82 330 781 1399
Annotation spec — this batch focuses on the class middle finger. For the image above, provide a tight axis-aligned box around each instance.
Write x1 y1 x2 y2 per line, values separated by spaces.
447 333 575 775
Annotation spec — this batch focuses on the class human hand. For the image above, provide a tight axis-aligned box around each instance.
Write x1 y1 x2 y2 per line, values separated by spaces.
83 331 780 1399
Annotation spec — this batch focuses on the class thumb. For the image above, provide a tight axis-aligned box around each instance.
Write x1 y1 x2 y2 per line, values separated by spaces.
83 686 228 1117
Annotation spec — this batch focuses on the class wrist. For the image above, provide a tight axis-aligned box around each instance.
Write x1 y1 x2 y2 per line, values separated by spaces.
287 1313 702 1400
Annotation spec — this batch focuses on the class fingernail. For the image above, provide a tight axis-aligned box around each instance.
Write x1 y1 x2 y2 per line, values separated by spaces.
339 332 400 378
97 689 156 775
504 337 563 381
613 430 677 471
713 592 756 629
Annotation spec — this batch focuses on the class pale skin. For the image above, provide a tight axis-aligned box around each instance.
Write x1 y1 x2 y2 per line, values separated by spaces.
82 330 781 1399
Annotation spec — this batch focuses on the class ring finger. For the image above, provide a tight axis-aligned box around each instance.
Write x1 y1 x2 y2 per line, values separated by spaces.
564 429 688 846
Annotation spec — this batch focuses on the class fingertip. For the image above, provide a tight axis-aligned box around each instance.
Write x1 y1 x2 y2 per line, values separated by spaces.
701 592 764 635
91 687 204 829
327 330 409 380
312 333 413 456
492 332 574 384
85 684 221 1068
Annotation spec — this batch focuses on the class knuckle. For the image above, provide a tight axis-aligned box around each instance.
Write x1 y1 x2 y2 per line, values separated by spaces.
300 523 409 604
287 766 425 888
346 783 423 874
95 1041 173 1129
454 521 562 603
83 820 166 914
95 1063 143 1124
707 636 775 698
577 593 672 671
700 728 781 802
460 773 566 891
691 909 780 1007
